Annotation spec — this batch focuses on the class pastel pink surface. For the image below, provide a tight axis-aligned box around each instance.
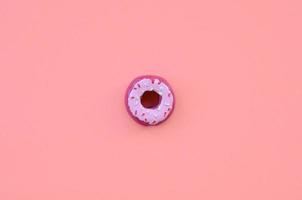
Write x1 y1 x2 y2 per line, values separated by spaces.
0 0 302 199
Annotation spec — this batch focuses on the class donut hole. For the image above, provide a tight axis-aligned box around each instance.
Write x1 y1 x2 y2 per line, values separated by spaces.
140 91 161 109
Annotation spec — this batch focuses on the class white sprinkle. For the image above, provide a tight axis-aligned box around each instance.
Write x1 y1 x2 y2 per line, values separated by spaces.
164 102 170 106
154 79 160 84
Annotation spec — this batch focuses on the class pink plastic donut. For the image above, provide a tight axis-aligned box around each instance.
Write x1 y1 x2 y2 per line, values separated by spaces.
125 75 175 126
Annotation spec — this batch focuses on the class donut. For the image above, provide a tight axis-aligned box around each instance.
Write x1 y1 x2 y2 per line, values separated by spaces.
125 75 175 126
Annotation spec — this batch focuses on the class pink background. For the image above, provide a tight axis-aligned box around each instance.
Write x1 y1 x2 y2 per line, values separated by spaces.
1 0 302 199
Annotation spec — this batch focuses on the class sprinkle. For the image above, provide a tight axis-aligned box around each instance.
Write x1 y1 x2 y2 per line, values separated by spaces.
137 84 141 88
144 118 148 122
141 113 145 116
164 102 170 106
168 93 171 97
134 110 137 115
167 108 171 111
164 112 167 117
152 121 157 124
131 96 135 99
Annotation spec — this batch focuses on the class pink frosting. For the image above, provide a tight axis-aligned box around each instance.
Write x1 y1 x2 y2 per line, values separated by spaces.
125 75 175 126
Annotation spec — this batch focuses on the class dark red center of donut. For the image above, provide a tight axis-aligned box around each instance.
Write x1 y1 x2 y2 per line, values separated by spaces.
140 91 161 109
